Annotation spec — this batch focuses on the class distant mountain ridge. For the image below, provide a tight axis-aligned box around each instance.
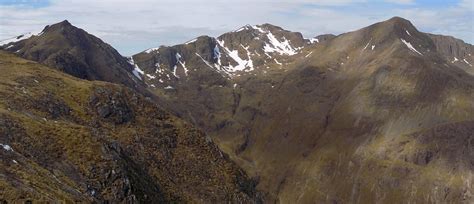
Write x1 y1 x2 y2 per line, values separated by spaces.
0 20 149 96
1 17 474 203
130 23 318 89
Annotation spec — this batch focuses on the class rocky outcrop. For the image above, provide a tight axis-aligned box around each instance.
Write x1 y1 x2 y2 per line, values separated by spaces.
0 51 264 203
427 33 474 74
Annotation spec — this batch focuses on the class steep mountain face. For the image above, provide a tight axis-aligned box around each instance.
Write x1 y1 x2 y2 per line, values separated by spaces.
134 17 474 203
230 17 474 203
131 23 313 83
130 23 317 132
427 33 474 74
0 20 146 94
0 51 263 203
2 16 473 203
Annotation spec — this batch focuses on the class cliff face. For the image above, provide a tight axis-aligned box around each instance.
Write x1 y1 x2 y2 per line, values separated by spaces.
0 51 263 203
427 33 474 74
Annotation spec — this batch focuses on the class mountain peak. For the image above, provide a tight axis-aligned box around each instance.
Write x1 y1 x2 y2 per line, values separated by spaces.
387 16 411 24
0 19 149 95
384 16 416 30
259 23 283 30
45 20 77 31
58 19 72 26
354 16 422 45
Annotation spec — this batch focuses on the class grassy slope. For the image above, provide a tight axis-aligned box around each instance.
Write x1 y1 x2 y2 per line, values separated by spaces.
142 18 474 203
0 51 262 203
231 19 474 203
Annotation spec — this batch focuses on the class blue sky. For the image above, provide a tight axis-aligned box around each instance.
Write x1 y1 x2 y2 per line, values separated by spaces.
0 0 50 7
0 0 472 56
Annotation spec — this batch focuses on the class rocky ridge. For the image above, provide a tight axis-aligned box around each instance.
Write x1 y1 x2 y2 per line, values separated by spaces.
0 51 263 203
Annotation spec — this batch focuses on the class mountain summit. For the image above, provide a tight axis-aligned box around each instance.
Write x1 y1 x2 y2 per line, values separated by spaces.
0 17 473 203
0 20 145 93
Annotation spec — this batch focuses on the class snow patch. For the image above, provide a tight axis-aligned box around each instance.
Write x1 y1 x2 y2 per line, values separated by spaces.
175 53 189 76
264 32 298 55
251 25 265 33
234 25 252 32
274 58 282 65
145 47 159 54
363 43 370 50
452 57 459 63
1 144 13 151
400 39 423 55
0 30 42 46
181 61 189 76
235 27 246 32
185 38 197 44
463 59 472 67
213 45 222 65
405 30 411 36
164 85 174 89
241 45 254 71
128 57 144 80
195 53 214 68
216 39 254 73
132 66 144 80
363 39 371 50
309 38 319 43
305 51 313 58
172 65 179 78
146 74 156 79
371 45 375 50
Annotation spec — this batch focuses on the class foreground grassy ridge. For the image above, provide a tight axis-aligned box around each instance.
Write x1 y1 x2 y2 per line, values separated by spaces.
0 51 262 203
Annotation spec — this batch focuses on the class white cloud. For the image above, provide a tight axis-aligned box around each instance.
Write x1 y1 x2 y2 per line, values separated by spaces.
0 0 472 56
459 0 474 10
384 0 415 5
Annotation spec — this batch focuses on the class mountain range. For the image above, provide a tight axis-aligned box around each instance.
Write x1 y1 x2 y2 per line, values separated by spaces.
0 16 473 203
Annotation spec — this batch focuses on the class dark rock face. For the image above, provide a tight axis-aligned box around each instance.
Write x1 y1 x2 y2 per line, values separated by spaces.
427 33 474 74
33 93 72 119
89 88 135 125
45 51 90 79
0 20 148 95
